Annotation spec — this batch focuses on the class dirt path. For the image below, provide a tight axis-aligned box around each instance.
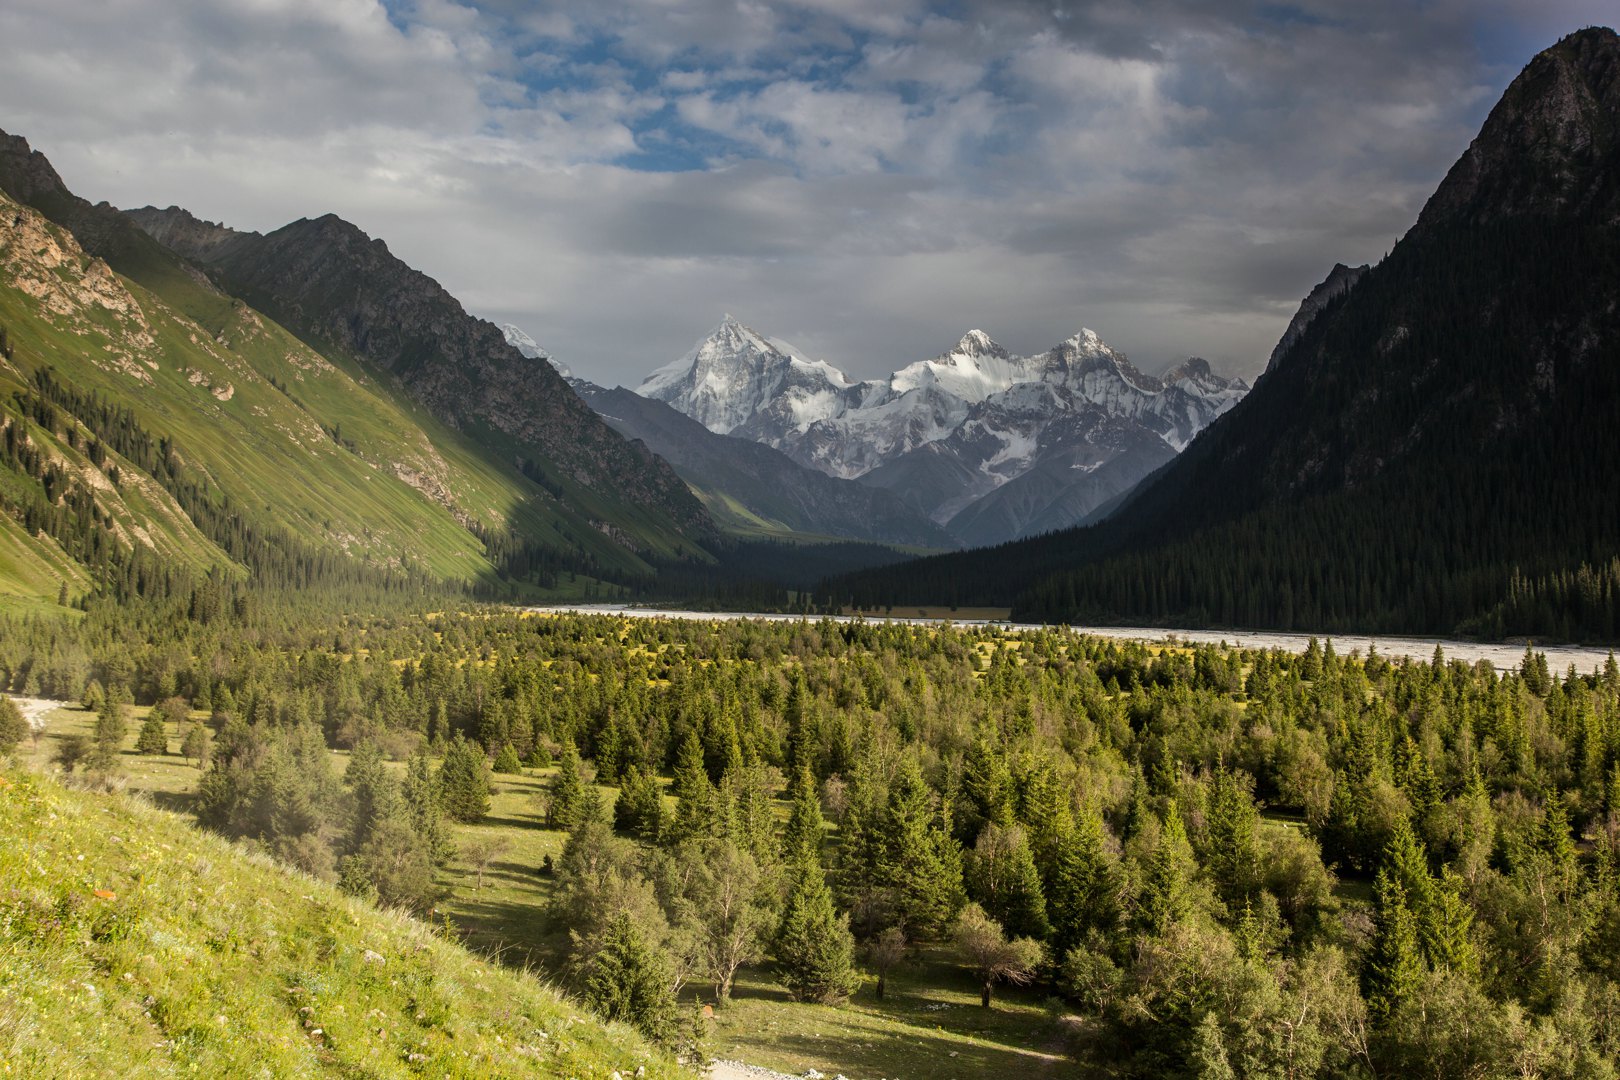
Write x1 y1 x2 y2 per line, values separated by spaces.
708 1061 799 1080
6 695 67 734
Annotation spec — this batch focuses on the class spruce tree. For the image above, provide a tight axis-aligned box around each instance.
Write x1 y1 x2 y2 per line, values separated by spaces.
880 759 966 937
135 709 169 755
669 729 715 841
492 743 523 774
1138 800 1195 935
582 911 678 1043
782 764 826 867
773 864 860 1004
402 749 453 864
613 763 665 842
1366 868 1424 1020
439 735 491 823
1204 765 1260 912
966 823 1050 940
546 739 586 829
90 697 128 772
1047 806 1121 957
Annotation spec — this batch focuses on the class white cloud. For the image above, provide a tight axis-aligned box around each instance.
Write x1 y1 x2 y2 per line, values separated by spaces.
0 0 1595 387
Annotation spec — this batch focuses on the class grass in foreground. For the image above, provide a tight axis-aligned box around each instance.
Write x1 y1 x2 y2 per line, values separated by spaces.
0 761 688 1078
14 703 1090 1078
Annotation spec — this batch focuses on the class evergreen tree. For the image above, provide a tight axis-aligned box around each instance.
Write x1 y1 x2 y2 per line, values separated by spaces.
879 759 966 937
492 743 523 774
613 763 665 842
0 696 29 755
1138 800 1195 935
782 764 826 867
402 748 453 865
90 697 128 772
1203 764 1261 912
345 740 390 853
773 864 860 1004
1047 806 1121 957
966 823 1050 940
547 738 586 829
582 911 678 1044
135 708 169 755
669 729 715 841
1365 869 1424 1021
439 735 491 823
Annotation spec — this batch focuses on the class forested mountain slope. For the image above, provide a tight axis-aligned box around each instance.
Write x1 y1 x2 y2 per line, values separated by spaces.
832 28 1620 641
0 130 716 610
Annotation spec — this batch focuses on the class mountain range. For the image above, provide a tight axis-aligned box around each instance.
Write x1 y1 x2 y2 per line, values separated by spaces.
833 26 1620 641
630 316 1248 545
0 127 719 613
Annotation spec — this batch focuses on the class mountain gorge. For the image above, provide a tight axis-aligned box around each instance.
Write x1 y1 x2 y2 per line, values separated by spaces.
834 27 1620 641
635 317 1247 545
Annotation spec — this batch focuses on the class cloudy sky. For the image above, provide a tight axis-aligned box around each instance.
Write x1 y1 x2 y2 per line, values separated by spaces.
0 1 1608 385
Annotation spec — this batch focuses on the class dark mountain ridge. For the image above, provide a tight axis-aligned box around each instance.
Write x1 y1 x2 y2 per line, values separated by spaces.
572 381 958 549
829 27 1620 641
124 205 708 537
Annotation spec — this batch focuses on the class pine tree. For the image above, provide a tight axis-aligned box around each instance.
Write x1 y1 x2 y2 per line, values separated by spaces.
582 911 678 1043
782 764 825 867
135 709 169 755
492 743 523 774
669 729 715 841
402 748 453 864
966 823 1050 940
880 759 966 937
547 739 586 829
1365 868 1424 1020
773 864 860 1004
959 734 1014 840
613 763 665 842
1138 800 1195 934
439 735 491 823
1204 765 1260 912
90 697 128 772
1047 806 1120 957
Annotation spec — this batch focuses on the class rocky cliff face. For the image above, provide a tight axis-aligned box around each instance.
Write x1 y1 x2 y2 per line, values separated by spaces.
126 206 709 538
1419 27 1620 226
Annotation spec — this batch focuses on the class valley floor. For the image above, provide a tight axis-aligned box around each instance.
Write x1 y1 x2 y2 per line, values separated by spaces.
11 698 1092 1080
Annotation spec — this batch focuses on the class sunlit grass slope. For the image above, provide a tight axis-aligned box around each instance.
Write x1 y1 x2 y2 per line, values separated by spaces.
0 765 689 1078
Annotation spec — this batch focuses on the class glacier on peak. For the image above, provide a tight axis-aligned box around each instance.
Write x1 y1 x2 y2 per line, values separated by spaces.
499 322 572 379
634 316 1248 543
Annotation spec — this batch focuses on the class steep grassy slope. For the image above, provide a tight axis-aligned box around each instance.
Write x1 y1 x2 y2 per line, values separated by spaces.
0 170 694 605
0 766 687 1078
122 204 709 553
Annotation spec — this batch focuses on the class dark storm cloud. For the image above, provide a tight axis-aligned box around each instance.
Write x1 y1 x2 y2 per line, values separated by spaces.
0 0 1607 384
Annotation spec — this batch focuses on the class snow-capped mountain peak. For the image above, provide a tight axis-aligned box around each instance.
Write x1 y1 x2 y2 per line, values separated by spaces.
499 322 548 360
499 322 572 379
952 329 1008 360
634 318 1249 542
638 315 853 435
